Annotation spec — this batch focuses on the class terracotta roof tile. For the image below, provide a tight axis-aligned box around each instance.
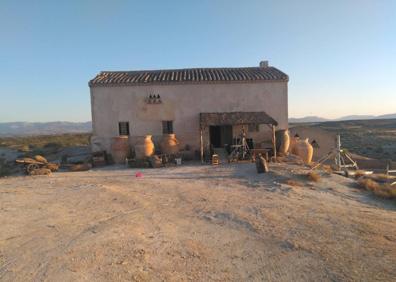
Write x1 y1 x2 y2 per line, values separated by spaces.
89 66 288 87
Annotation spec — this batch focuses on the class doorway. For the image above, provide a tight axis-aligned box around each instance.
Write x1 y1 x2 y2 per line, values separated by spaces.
209 125 233 148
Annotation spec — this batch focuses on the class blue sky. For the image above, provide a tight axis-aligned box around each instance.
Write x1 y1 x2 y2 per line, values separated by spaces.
1 0 395 122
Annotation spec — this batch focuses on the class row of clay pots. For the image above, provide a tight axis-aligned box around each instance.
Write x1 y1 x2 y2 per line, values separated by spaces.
112 130 313 164
292 138 313 164
111 134 179 163
278 130 313 164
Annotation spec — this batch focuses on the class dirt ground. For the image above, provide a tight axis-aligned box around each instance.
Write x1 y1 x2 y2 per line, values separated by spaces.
1 162 396 281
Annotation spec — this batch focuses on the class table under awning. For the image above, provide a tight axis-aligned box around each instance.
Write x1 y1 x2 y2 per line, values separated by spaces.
198 111 278 163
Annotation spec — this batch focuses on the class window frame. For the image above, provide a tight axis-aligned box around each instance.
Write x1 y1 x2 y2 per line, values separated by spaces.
118 121 130 136
162 120 174 134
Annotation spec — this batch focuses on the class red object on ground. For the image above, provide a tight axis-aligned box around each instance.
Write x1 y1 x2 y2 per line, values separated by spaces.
135 172 143 178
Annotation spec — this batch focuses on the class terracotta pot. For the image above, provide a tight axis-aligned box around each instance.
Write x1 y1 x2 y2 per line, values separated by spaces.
278 130 290 155
160 134 179 155
295 138 313 164
289 137 299 154
111 136 130 164
134 135 155 159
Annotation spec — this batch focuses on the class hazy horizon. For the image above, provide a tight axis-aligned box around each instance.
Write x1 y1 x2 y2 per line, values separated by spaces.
1 0 395 122
2 111 396 124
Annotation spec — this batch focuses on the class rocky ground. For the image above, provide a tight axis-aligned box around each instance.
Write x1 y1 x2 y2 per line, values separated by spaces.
1 162 396 281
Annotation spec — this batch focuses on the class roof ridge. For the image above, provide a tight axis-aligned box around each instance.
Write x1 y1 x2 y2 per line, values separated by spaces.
90 66 289 87
99 66 278 73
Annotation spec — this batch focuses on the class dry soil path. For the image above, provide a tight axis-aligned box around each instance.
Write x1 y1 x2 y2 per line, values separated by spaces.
0 163 395 281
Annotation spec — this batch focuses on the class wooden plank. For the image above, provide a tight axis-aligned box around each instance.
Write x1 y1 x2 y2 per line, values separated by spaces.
272 125 277 160
200 129 204 164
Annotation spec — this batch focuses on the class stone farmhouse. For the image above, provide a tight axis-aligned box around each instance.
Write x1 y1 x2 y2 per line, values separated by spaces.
89 61 289 160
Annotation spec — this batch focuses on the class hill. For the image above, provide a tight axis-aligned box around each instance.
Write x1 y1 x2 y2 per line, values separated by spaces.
290 113 396 123
0 122 92 137
289 116 329 123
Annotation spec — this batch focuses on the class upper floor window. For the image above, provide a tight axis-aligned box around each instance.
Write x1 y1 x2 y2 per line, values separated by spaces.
118 122 130 136
162 121 173 134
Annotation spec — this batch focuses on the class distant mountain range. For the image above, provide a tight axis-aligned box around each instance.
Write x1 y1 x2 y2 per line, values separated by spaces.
0 113 395 136
289 113 396 123
0 122 92 137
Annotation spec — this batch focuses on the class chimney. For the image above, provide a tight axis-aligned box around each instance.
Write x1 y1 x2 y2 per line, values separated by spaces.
259 60 269 68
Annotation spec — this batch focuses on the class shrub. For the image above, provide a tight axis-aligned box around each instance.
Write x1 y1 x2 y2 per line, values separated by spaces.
307 171 321 182
284 179 303 187
370 173 396 183
357 178 396 199
354 170 367 179
321 165 333 174
358 178 380 191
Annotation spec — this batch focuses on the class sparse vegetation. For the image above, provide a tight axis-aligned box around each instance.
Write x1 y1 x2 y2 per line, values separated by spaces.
354 170 367 179
0 133 91 153
320 164 333 174
307 171 321 182
358 178 380 191
312 119 396 161
357 177 396 199
370 173 396 183
284 179 303 187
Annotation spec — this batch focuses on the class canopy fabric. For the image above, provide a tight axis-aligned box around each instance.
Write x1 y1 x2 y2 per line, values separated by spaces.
199 111 278 128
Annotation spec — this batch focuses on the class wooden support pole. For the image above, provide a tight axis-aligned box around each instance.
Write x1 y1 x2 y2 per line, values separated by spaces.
272 125 277 161
200 128 204 164
336 135 341 171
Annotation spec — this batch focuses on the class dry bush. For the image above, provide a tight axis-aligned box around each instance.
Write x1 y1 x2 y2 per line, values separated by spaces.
354 170 367 179
29 168 51 176
284 179 303 187
357 178 396 199
369 183 396 199
370 173 396 183
307 171 321 182
358 178 380 191
320 165 333 174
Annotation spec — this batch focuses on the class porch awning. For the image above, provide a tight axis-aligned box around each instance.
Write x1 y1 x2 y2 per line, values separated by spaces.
199 111 278 128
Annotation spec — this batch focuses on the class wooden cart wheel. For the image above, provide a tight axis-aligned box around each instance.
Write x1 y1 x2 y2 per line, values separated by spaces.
26 164 40 174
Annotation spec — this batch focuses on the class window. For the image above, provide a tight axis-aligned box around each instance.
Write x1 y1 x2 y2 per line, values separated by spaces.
162 121 173 134
248 124 259 132
118 122 130 136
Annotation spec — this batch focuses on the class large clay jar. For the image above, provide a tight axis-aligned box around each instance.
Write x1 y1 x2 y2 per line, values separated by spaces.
278 130 290 155
295 138 313 164
134 135 155 159
289 137 299 154
160 134 179 155
111 136 130 164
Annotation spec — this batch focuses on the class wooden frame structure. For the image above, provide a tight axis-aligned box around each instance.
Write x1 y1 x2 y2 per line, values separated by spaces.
386 160 396 176
199 111 278 163
311 135 358 171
